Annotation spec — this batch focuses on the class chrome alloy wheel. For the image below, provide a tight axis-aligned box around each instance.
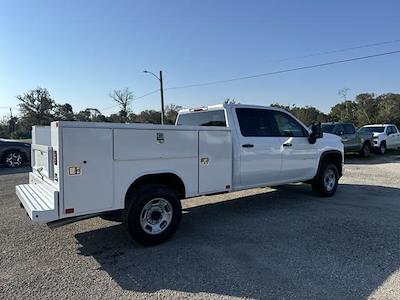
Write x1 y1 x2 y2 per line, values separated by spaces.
5 152 23 168
324 169 336 192
140 198 173 235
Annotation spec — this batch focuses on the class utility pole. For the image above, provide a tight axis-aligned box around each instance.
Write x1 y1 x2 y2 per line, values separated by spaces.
159 71 165 125
143 70 165 125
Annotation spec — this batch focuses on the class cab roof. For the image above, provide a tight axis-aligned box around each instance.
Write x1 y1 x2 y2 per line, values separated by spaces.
177 103 289 115
363 124 396 127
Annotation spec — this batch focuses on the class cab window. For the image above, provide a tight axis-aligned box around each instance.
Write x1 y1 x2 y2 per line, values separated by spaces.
270 111 308 137
343 124 356 134
334 124 345 135
235 108 276 136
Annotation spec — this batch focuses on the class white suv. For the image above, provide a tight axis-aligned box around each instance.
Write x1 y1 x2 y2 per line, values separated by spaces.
359 124 400 154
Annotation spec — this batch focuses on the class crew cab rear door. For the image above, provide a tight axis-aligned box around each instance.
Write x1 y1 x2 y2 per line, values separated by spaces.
234 108 282 187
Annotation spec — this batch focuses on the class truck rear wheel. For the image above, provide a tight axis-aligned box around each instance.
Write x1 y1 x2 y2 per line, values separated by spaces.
3 151 24 168
123 184 182 246
312 162 339 197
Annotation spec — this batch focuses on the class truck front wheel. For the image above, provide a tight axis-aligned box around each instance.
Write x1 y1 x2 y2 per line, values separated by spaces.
123 184 182 246
312 162 339 197
359 142 371 157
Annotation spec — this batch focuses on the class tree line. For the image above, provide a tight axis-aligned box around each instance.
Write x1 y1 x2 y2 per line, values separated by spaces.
271 91 400 127
0 87 182 139
1 87 400 139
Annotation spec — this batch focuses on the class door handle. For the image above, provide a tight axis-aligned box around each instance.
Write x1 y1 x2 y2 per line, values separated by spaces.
242 144 254 148
283 142 292 147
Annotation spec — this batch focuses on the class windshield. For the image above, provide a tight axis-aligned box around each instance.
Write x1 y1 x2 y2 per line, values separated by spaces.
359 127 385 133
321 124 335 133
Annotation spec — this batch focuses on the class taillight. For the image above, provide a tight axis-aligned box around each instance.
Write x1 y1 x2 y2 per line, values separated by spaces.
53 150 57 165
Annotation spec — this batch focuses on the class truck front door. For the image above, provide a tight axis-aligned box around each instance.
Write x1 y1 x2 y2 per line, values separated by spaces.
269 110 318 181
235 108 283 187
342 124 359 151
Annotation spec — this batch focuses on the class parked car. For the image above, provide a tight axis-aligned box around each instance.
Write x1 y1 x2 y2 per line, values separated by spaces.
320 122 373 156
0 138 31 168
16 104 343 245
359 124 400 154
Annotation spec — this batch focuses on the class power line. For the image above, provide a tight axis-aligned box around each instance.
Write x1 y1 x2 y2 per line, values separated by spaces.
275 39 400 62
165 50 400 91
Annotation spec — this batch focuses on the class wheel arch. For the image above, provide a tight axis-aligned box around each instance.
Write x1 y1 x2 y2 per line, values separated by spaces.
124 172 186 208
315 150 343 179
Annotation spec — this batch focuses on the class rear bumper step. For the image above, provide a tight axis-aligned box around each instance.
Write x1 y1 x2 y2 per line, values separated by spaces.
16 183 59 223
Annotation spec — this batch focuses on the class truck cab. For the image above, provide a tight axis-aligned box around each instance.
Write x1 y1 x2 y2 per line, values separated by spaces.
177 104 344 191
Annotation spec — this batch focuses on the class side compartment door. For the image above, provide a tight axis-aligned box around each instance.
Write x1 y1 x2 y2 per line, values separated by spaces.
62 127 113 216
270 111 318 181
235 108 283 187
198 130 232 194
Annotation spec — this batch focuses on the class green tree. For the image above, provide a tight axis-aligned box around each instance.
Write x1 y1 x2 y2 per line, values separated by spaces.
376 93 400 125
75 108 106 122
16 87 55 137
54 103 75 121
165 104 183 124
329 100 357 123
135 110 161 124
355 93 378 125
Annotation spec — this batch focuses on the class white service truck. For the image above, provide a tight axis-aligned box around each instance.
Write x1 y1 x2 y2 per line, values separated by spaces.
16 104 344 245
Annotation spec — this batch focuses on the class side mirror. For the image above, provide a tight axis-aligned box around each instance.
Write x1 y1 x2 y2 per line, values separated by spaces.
308 121 323 144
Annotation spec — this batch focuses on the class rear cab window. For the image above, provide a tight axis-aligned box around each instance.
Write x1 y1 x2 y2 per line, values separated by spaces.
176 110 226 127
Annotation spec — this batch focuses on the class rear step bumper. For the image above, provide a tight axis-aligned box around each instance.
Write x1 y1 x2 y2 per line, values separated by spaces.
16 182 59 223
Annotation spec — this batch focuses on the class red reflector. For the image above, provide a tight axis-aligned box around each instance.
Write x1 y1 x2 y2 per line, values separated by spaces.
65 208 74 214
53 150 57 165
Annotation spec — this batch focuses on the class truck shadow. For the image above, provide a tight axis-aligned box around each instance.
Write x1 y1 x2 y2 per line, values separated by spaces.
345 150 400 165
75 183 400 299
0 166 31 176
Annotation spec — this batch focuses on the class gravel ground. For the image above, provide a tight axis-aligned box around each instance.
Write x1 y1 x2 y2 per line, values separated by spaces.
1 152 400 299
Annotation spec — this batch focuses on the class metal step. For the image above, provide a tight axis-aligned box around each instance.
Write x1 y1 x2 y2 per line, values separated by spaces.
16 183 59 223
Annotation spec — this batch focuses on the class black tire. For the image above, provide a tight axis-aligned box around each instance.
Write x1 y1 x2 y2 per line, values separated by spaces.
312 162 339 197
378 142 386 155
359 142 371 157
2 150 24 168
122 184 182 246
